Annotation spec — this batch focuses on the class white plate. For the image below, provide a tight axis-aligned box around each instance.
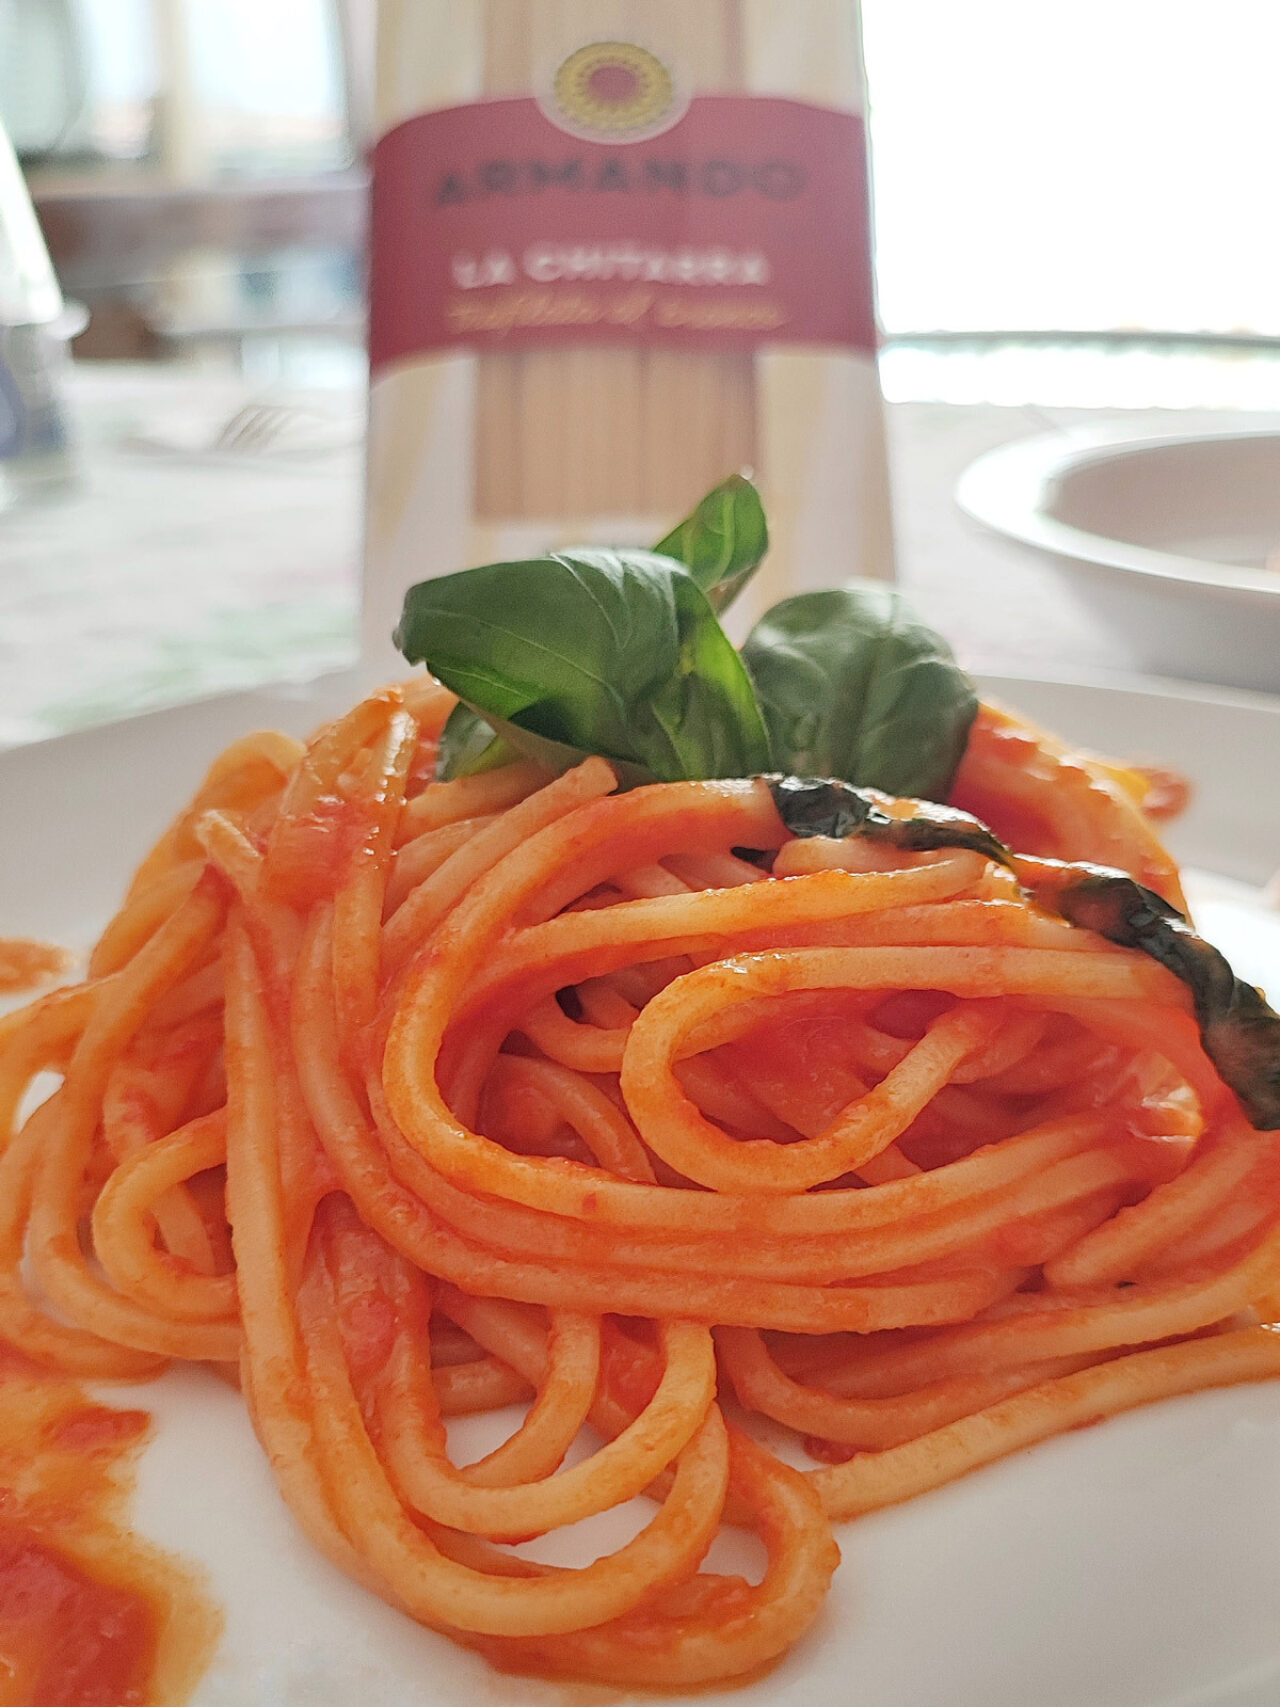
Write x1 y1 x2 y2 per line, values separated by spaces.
957 430 1280 694
3 669 1280 1707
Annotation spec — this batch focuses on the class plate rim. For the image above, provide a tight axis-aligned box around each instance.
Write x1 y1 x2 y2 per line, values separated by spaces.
956 425 1280 601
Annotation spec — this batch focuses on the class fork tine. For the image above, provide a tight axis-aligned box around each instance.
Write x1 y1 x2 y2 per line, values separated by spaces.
212 400 326 455
234 408 275 451
213 404 255 450
216 402 286 452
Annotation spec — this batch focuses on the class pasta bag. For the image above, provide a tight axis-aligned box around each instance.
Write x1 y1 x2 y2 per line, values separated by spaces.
364 0 895 668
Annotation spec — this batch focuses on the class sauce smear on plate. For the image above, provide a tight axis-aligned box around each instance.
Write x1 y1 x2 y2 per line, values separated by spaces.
0 940 71 995
0 1352 219 1705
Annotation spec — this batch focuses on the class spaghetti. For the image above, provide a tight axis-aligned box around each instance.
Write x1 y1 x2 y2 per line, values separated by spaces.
471 0 758 522
3 678 1279 1689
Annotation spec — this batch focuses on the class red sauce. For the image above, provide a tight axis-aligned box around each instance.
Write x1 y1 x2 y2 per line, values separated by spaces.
869 989 956 1040
263 794 373 908
0 1529 157 1706
600 1327 662 1416
948 781 1053 864
0 1355 220 1706
803 1435 858 1465
0 939 72 995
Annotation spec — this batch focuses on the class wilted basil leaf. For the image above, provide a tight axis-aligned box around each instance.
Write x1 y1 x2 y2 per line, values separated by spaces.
742 583 978 801
763 782 1280 1133
1047 867 1280 1129
653 473 768 613
767 775 1011 864
397 549 771 783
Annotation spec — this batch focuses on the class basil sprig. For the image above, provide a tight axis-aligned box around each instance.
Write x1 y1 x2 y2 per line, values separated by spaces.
397 479 1280 1131
434 702 521 778
742 584 978 801
396 548 771 783
433 474 769 781
401 479 975 798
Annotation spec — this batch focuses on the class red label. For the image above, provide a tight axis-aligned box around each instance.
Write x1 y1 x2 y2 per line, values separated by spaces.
369 95 876 371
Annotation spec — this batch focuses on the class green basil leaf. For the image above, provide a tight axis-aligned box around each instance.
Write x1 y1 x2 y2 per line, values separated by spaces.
436 703 523 779
653 473 768 613
437 698 650 785
397 548 771 783
451 705 656 790
742 582 978 800
432 476 772 779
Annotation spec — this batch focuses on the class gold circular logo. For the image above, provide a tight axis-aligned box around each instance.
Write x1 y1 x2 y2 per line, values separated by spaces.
547 42 684 142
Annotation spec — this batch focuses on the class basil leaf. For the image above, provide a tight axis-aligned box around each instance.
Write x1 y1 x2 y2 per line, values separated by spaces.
436 699 653 786
397 549 771 783
742 583 978 801
653 473 768 613
432 476 772 779
767 775 1011 865
436 703 522 780
454 706 657 789
1047 867 1280 1130
764 778 1280 1133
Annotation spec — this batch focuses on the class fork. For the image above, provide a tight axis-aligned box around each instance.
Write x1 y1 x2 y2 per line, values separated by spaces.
212 402 319 454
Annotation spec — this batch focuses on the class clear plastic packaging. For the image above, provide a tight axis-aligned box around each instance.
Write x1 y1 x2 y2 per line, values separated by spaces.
0 117 76 507
364 0 893 667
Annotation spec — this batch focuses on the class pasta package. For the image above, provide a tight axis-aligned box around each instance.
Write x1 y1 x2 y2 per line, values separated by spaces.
364 0 895 669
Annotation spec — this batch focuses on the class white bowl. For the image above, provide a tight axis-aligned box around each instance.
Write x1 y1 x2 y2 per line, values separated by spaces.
956 429 1280 692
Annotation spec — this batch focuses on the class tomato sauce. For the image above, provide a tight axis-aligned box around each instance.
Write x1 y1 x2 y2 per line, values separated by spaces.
262 794 373 909
0 941 71 996
0 1354 219 1706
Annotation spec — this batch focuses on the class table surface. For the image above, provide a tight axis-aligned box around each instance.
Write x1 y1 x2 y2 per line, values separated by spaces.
886 396 1280 682
0 367 363 748
3 362 1278 749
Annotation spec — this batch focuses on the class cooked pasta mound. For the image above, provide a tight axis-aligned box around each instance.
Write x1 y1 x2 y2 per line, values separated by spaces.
3 681 1278 1687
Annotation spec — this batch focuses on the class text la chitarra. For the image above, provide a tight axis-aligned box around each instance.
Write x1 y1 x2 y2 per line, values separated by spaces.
451 245 772 290
434 155 808 204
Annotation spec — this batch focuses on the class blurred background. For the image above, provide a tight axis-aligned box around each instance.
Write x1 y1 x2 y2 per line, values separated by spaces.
3 0 1280 743
13 0 1279 388
5 0 367 377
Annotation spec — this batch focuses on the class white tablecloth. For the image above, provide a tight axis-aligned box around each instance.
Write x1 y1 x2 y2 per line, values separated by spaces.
3 362 1278 749
0 367 362 747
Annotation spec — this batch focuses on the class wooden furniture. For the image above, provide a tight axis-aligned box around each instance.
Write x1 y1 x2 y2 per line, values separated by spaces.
28 170 369 357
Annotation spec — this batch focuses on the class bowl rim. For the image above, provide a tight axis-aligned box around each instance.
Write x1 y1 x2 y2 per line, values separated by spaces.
955 426 1280 602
